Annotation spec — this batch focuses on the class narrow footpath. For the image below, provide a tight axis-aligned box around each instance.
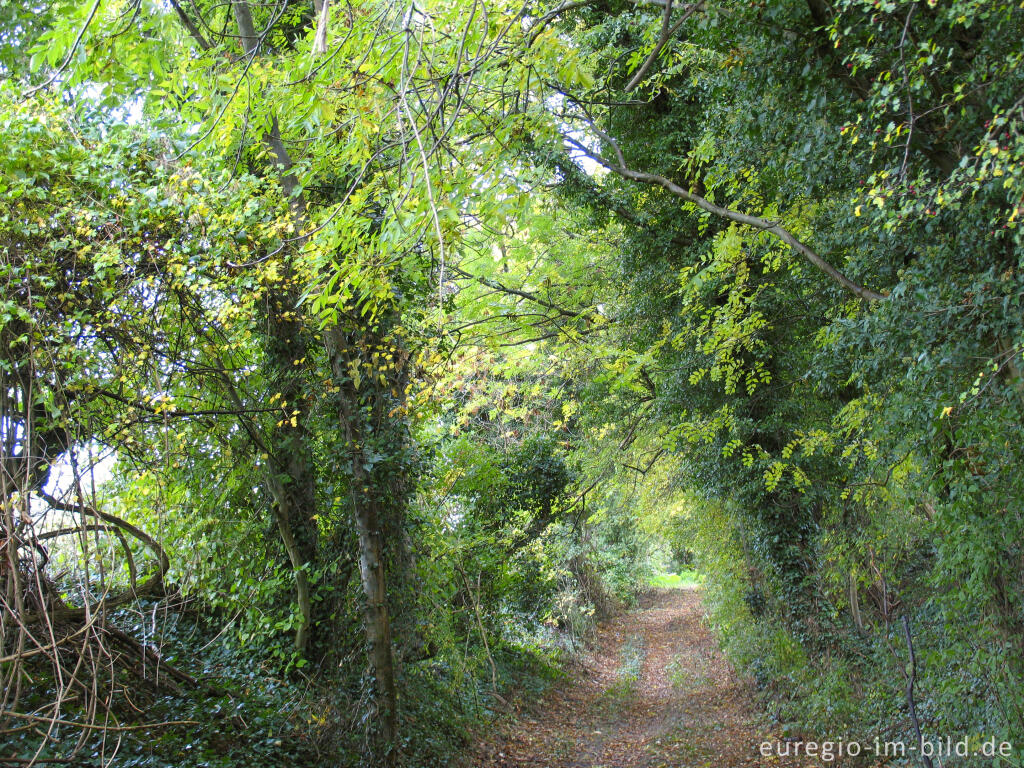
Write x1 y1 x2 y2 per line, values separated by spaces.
471 587 808 768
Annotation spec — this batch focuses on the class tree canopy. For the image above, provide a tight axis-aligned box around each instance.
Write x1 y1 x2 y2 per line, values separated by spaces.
1 0 1023 765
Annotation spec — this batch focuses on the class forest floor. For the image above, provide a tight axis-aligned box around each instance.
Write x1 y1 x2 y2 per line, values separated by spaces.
469 586 807 768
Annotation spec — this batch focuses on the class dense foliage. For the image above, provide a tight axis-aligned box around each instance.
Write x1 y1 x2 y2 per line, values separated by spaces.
1 0 1022 765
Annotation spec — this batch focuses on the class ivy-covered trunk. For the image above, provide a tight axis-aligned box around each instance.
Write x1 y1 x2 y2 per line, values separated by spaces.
262 272 320 655
325 322 406 756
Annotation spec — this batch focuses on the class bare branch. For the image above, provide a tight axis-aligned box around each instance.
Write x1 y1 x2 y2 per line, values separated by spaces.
169 0 212 51
624 2 703 93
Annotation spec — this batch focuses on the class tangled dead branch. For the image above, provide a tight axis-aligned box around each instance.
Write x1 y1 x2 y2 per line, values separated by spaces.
0 489 200 763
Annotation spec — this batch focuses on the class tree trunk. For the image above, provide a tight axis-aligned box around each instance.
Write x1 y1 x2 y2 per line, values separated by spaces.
353 478 398 752
325 325 398 754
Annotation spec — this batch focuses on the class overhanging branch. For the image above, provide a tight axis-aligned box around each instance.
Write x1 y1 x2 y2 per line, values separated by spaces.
566 126 887 302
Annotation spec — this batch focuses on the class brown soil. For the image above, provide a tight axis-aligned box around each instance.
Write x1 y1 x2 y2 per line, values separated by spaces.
469 587 809 768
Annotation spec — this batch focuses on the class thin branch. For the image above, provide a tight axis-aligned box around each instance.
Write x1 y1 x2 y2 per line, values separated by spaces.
0 711 198 732
92 388 279 419
528 0 601 44
896 5 917 181
901 616 934 768
449 265 582 318
23 0 104 98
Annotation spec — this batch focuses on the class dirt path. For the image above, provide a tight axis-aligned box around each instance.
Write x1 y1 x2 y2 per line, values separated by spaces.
471 587 804 768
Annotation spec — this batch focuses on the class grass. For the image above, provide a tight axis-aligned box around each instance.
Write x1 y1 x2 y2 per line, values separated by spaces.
599 635 645 711
648 569 701 589
666 650 711 692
